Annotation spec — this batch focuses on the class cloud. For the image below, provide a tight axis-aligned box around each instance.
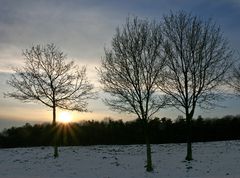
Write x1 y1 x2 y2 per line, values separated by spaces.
0 0 126 69
0 0 239 69
1 0 239 74
0 0 239 124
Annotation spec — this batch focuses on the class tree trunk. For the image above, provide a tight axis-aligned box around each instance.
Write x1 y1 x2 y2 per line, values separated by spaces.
145 133 153 172
52 105 59 158
185 114 193 161
143 119 153 172
53 104 56 125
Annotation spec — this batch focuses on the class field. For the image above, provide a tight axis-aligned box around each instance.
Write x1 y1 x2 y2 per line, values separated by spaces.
0 140 240 178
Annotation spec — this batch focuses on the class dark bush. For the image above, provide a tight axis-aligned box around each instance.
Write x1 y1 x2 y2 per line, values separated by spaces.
0 115 240 148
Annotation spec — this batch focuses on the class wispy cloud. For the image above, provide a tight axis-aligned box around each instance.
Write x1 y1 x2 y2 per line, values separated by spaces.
0 0 239 71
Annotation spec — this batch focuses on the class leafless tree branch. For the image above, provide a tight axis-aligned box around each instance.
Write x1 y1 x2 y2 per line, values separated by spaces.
5 44 96 123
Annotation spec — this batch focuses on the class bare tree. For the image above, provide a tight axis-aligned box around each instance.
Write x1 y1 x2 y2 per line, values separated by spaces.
229 63 240 96
6 44 95 157
98 17 167 171
158 11 233 160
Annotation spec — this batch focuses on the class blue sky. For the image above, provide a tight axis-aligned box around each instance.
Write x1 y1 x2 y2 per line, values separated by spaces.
0 0 240 130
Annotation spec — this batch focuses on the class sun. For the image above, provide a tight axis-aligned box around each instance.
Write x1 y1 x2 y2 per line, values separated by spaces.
58 111 72 123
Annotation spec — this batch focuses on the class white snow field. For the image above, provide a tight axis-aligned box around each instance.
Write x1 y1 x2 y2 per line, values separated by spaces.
0 140 240 178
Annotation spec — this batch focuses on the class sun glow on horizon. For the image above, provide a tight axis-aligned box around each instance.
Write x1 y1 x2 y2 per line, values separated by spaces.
58 111 73 123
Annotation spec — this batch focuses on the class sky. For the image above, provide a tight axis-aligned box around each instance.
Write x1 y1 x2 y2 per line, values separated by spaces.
0 0 240 130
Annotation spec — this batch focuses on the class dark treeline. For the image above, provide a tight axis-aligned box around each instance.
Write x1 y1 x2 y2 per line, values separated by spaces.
0 115 240 148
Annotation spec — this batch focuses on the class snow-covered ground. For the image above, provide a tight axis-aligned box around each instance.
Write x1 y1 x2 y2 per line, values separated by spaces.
0 140 240 178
